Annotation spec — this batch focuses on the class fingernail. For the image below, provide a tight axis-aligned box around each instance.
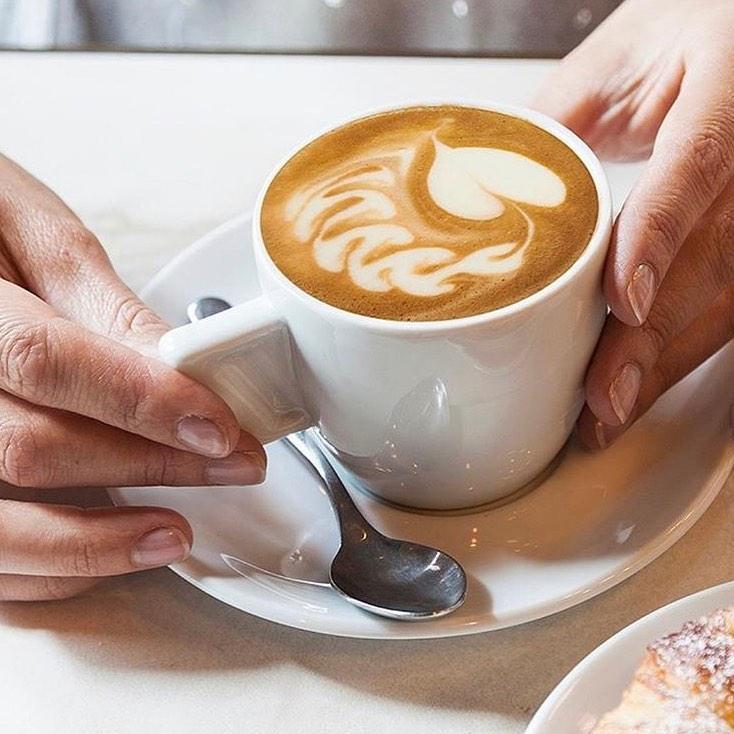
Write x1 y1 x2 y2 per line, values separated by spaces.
627 263 656 325
176 415 229 457
609 362 641 424
132 527 190 568
594 419 608 450
206 452 266 486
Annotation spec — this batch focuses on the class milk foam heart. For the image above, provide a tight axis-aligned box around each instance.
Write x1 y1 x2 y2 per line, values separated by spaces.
427 140 566 218
262 105 598 321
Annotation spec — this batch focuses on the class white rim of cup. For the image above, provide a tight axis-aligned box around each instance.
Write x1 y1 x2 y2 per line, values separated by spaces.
252 100 613 334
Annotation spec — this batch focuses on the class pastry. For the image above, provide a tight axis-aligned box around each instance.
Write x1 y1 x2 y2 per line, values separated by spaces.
593 607 734 732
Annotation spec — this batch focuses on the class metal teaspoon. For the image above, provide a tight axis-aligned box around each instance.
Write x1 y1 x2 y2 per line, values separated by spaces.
187 296 467 619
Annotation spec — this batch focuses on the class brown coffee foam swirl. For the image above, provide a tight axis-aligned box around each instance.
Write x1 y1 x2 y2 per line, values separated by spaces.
262 106 599 321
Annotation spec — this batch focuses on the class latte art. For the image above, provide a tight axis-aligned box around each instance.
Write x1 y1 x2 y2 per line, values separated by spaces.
287 137 566 298
262 106 598 321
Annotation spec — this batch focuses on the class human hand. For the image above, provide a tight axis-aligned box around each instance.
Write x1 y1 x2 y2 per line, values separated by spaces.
0 154 265 600
532 0 734 447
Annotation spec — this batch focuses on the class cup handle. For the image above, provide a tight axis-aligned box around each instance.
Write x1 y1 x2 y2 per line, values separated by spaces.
158 296 312 444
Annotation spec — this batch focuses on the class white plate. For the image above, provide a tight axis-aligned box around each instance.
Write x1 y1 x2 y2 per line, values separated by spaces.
111 213 734 639
527 580 734 733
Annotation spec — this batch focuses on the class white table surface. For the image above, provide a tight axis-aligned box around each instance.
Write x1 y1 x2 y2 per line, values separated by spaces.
0 52 732 734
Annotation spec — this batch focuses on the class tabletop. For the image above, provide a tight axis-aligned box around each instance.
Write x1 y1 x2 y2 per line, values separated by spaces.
0 52 732 734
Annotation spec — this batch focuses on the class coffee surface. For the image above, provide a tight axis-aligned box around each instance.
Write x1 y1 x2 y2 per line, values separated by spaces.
261 105 598 321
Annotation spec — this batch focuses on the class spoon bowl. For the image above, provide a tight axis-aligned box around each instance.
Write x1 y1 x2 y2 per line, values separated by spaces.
287 429 467 620
330 534 466 619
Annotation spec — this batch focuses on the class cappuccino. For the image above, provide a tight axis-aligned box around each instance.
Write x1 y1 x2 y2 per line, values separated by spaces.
261 105 598 321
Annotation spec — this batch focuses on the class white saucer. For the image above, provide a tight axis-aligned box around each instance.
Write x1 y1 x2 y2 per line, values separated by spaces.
111 214 734 639
527 580 734 732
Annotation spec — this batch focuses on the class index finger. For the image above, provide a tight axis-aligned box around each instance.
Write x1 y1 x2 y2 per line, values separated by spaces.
0 279 243 458
0 501 192 576
607 55 734 325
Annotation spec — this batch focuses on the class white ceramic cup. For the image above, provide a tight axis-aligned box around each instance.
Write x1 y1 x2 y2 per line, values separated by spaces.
159 102 612 511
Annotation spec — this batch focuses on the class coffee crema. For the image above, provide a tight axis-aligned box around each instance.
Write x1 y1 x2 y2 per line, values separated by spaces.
261 105 598 321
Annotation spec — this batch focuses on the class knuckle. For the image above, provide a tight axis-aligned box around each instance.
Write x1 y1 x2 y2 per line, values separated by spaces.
116 362 204 437
639 316 670 357
686 125 734 195
141 447 172 486
113 365 153 431
140 441 205 486
59 524 102 578
146 448 204 487
0 320 57 402
0 424 50 488
53 223 106 273
709 207 734 281
713 206 734 250
71 539 101 577
107 295 161 339
640 204 683 262
89 350 154 433
690 125 732 179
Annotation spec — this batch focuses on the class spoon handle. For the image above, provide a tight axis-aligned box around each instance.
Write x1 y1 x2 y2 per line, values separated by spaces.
286 431 375 541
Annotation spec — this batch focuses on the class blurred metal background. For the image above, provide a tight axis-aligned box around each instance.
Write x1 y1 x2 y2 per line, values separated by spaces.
0 0 621 57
